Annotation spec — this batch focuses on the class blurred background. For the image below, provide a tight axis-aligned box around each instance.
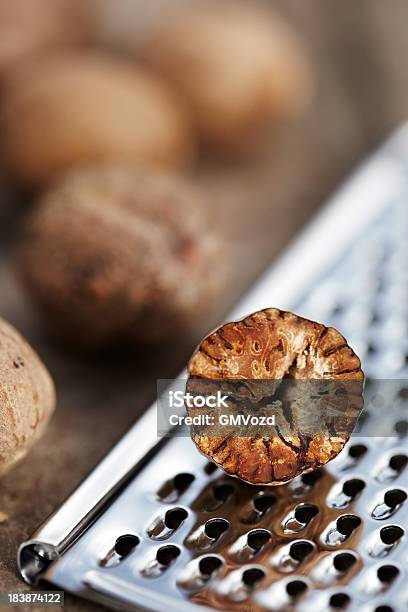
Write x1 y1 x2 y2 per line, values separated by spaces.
1 0 408 607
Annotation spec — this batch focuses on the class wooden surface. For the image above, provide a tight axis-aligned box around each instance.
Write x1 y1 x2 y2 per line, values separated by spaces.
1 1 408 610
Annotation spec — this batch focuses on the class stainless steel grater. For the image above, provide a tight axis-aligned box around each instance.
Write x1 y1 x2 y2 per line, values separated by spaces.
18 125 408 612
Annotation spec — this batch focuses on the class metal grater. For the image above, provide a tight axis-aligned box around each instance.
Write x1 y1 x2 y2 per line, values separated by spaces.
18 126 408 612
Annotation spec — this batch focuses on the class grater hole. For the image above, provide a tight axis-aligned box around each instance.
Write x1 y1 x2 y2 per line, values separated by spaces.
394 420 408 437
286 580 308 598
333 553 357 573
342 478 365 498
331 304 344 317
198 556 223 577
355 410 370 431
164 507 188 530
114 534 140 558
364 376 374 389
294 503 319 524
241 568 265 587
289 540 314 562
380 525 404 545
204 462 218 475
384 489 407 508
204 518 229 540
377 564 399 584
301 470 323 486
253 492 277 514
398 387 408 399
213 483 235 503
336 515 361 537
174 473 195 493
374 607 393 612
247 529 271 551
371 310 381 325
329 593 350 608
348 444 367 459
366 343 376 355
156 545 180 566
389 454 407 473
157 473 195 501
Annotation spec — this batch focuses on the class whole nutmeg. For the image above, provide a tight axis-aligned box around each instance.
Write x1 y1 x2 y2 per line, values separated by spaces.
17 166 226 349
141 1 314 152
1 54 194 189
0 318 56 477
0 0 89 83
187 308 364 485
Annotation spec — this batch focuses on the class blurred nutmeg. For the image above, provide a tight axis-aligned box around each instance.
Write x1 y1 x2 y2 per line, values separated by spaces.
0 0 89 83
1 54 194 189
17 166 226 349
141 1 314 152
0 317 56 477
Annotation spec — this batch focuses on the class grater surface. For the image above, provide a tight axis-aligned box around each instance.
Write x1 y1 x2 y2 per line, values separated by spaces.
18 128 408 611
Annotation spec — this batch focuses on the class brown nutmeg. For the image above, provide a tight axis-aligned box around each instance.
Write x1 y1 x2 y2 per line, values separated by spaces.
187 308 364 485
0 0 89 82
0 318 56 477
1 54 194 189
141 1 314 152
17 165 226 350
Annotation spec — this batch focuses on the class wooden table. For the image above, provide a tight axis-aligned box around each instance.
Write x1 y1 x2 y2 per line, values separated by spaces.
1 1 408 609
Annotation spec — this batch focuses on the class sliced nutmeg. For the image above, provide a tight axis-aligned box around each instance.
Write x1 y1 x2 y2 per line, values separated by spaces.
186 308 364 485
